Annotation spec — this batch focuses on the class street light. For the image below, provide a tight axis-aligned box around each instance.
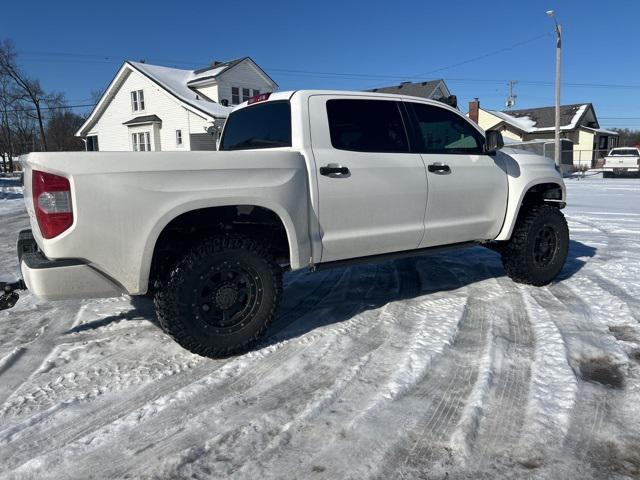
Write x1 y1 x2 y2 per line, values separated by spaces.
546 10 562 169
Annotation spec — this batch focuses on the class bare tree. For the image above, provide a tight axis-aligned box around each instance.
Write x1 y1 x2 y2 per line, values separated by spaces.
0 39 52 151
0 74 17 171
46 109 85 151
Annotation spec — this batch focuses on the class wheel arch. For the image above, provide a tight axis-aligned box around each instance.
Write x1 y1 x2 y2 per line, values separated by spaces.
139 199 305 294
494 178 566 241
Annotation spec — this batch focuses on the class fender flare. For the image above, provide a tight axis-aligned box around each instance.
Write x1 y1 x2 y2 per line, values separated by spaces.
494 177 566 241
137 197 306 294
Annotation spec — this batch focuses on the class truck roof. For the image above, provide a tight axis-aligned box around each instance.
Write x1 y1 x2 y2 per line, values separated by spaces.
230 89 462 115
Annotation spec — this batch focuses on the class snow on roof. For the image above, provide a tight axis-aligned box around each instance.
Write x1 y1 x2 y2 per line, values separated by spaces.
581 126 619 136
488 110 537 132
487 104 591 133
128 61 233 118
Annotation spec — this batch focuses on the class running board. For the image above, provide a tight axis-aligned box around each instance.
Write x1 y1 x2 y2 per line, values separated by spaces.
311 241 480 272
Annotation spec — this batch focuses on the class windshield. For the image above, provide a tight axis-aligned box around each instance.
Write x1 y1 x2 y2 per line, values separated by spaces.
610 149 639 156
219 101 291 151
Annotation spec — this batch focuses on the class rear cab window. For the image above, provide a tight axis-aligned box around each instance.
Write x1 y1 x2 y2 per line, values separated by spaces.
610 149 639 156
219 101 291 151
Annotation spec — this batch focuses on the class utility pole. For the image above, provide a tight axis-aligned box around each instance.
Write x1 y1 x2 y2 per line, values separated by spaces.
505 80 518 109
547 10 562 169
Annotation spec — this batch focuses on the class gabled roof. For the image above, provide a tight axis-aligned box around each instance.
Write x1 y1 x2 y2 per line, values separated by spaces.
366 80 449 99
128 61 232 118
186 57 278 87
487 103 599 133
76 57 276 137
122 114 162 126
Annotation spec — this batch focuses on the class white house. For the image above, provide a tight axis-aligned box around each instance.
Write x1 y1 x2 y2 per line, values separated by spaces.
76 57 278 152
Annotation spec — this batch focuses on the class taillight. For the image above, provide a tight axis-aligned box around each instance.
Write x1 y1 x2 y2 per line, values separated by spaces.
32 170 73 239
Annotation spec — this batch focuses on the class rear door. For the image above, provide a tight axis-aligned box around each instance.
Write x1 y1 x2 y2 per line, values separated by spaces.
406 101 508 247
309 95 428 263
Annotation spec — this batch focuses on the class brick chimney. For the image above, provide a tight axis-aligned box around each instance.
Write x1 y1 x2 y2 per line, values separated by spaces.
468 98 480 124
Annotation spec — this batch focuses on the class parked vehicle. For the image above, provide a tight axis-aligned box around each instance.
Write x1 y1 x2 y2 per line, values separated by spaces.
3 90 569 357
602 147 640 177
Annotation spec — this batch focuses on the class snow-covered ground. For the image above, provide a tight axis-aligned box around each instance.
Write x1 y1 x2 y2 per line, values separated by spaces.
0 175 639 479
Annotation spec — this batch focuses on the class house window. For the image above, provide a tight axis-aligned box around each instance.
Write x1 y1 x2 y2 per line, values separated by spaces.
231 87 240 105
86 135 99 151
598 135 608 150
252 89 260 97
132 132 151 151
242 88 250 102
176 129 183 146
131 90 145 112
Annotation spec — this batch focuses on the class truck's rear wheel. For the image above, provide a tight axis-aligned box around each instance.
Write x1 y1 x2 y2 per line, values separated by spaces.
501 205 569 286
154 235 282 358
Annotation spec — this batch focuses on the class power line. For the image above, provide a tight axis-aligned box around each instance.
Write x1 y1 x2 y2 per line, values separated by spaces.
3 103 95 114
18 51 640 91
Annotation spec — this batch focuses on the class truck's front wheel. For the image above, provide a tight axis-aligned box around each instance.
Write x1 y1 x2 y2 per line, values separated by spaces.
154 235 282 358
501 205 569 286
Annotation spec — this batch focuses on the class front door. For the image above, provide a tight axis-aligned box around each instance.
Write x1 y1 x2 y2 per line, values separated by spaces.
309 96 428 263
406 102 508 247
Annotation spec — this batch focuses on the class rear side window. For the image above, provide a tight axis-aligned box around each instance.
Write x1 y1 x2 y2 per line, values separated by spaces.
410 103 484 154
610 149 638 156
327 99 410 153
220 101 291 151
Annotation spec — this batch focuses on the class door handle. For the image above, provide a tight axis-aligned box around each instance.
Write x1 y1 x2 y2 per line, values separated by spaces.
428 162 451 174
320 164 350 177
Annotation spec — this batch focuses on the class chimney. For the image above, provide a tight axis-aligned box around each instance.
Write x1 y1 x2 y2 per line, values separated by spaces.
468 98 480 124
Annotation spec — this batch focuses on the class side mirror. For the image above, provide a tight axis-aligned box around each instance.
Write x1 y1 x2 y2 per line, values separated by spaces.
486 130 504 154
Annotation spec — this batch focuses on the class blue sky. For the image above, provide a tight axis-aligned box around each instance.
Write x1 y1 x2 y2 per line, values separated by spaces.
2 0 639 129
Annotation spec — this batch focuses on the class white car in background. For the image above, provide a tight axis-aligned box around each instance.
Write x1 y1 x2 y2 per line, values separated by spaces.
602 147 640 177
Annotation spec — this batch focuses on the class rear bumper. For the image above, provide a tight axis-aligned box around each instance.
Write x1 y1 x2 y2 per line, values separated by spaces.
602 166 639 173
18 230 125 301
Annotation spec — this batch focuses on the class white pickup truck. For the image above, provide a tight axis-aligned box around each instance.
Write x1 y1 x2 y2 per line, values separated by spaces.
602 147 640 177
4 90 569 357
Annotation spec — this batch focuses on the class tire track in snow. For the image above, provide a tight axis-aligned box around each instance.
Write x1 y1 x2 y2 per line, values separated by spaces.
0 303 79 408
111 259 462 478
1 262 397 477
0 268 354 471
392 290 489 478
464 279 534 472
529 283 627 478
579 271 640 322
233 259 472 480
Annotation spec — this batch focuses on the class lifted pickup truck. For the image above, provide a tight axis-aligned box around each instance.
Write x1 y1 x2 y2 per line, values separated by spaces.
5 90 569 357
602 147 640 177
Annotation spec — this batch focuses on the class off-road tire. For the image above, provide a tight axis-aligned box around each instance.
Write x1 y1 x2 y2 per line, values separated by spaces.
154 235 282 358
501 204 569 286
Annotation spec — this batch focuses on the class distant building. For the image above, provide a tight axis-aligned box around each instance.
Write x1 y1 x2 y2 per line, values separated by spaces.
76 57 278 152
367 80 456 107
468 99 618 168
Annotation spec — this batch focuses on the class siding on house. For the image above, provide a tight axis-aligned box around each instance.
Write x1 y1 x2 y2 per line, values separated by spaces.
476 109 523 141
190 133 218 151
215 62 274 105
88 68 212 152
